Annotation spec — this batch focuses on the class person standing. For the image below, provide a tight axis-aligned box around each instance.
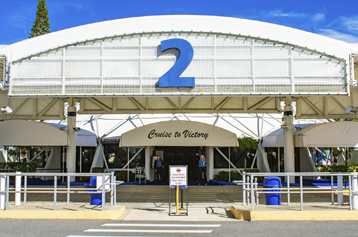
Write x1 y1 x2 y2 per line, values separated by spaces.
198 155 207 185
154 155 163 182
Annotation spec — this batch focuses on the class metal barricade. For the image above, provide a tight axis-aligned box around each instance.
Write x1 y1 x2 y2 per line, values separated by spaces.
0 172 120 211
236 172 358 211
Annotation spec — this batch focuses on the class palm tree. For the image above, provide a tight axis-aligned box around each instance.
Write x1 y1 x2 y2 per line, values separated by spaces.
234 136 258 169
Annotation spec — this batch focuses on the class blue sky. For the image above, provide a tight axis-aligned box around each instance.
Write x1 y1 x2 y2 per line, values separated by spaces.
1 0 358 45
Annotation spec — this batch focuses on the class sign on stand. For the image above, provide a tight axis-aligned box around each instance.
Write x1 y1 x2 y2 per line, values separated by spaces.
169 165 188 216
170 166 187 189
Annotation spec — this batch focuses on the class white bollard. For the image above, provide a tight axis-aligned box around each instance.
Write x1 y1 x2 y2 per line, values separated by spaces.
0 175 5 210
353 172 358 210
15 172 21 206
337 174 343 205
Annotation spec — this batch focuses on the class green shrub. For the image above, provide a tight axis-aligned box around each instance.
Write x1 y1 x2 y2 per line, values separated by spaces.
318 165 358 180
213 169 264 182
114 170 135 182
0 162 37 172
91 167 105 173
78 176 91 183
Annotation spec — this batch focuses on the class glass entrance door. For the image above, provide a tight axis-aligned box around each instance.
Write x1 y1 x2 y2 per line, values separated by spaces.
162 147 202 182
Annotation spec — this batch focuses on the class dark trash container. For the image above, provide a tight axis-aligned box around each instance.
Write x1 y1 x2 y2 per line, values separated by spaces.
88 176 106 205
264 176 281 205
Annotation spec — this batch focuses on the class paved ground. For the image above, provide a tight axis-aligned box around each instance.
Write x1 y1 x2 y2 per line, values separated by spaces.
4 184 353 221
1 219 358 237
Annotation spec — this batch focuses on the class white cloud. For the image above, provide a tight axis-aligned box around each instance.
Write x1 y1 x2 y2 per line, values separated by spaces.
341 16 358 31
319 29 358 43
267 10 307 18
312 13 325 22
48 1 96 16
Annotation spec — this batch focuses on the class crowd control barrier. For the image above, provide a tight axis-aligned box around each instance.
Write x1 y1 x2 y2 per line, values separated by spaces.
0 172 121 211
239 171 358 211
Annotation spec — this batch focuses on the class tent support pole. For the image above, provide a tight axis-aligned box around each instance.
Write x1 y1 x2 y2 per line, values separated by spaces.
282 99 295 184
67 100 77 182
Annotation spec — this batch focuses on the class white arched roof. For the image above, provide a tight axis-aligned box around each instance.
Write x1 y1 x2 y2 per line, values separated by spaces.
295 121 358 147
1 15 357 62
262 121 358 148
0 120 67 146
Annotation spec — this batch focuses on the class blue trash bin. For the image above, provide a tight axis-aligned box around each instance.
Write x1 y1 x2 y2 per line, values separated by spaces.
264 177 281 205
88 176 106 205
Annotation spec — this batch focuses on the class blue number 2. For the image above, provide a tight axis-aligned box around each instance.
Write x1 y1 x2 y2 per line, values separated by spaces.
158 39 195 87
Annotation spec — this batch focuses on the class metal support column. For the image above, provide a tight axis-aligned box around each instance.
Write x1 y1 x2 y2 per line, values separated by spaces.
67 101 77 182
282 99 295 184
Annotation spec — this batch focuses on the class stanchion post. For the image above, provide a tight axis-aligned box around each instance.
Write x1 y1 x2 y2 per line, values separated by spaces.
349 175 352 210
176 185 179 214
243 172 246 206
287 174 290 206
0 174 5 210
24 175 27 204
353 170 358 210
15 171 21 206
67 175 70 205
255 177 258 205
102 173 105 211
111 172 114 206
54 175 57 210
338 173 343 205
331 175 334 205
251 173 254 211
300 176 303 211
6 175 9 210
181 189 183 209
246 176 250 205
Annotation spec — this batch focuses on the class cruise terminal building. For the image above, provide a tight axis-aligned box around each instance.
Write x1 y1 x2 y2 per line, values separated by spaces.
0 15 358 183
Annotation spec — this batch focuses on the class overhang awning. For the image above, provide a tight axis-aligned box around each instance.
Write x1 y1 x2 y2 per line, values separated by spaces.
0 120 67 146
47 123 98 147
261 124 313 147
120 120 238 147
262 121 358 148
294 121 358 147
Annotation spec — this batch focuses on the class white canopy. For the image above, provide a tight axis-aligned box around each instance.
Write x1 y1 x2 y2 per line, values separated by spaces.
120 120 239 147
0 120 97 147
0 120 67 146
295 121 358 147
262 121 358 147
261 124 314 147
47 123 97 147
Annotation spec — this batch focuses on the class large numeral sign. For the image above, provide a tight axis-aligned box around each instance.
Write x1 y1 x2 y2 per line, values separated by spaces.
158 39 195 87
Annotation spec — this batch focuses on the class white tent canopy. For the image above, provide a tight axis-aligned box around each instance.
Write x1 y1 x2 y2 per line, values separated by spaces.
295 121 358 147
0 120 97 147
262 121 358 148
262 124 314 147
0 120 67 146
46 123 97 147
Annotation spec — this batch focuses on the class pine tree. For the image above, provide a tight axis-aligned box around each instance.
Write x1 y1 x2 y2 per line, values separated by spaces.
29 0 50 38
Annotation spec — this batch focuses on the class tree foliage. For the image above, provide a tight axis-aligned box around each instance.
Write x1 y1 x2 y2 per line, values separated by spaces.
29 0 50 38
233 136 258 152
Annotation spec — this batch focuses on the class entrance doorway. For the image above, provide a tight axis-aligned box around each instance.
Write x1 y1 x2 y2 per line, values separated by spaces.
158 146 203 182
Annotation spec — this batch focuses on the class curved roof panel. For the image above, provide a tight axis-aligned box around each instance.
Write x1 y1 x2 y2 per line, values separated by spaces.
1 15 357 62
0 120 67 146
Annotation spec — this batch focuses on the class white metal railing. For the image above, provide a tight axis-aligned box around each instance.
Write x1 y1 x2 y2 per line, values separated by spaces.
0 172 121 211
237 172 358 211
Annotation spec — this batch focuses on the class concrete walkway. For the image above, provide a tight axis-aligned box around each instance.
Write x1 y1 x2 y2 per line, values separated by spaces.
1 184 356 220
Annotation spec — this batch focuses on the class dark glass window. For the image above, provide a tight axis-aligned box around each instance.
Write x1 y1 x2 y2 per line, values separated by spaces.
104 144 145 168
214 147 254 169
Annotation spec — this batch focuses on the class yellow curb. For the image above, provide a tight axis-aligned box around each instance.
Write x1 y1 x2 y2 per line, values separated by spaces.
0 206 125 220
230 206 251 221
231 206 358 221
